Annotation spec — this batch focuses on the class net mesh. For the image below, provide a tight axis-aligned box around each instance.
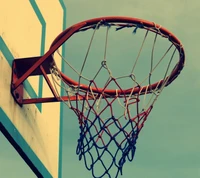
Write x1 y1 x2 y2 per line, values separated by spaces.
50 20 184 178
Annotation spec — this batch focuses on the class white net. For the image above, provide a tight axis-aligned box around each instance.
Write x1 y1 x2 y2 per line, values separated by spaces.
49 18 184 178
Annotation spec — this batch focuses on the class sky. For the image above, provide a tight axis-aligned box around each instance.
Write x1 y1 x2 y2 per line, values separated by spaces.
1 0 200 178
61 0 200 178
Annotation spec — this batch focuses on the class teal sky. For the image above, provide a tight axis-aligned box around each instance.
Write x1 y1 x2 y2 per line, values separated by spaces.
1 0 200 178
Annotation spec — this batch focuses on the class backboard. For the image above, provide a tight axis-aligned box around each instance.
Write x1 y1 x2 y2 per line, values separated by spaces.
0 1 66 178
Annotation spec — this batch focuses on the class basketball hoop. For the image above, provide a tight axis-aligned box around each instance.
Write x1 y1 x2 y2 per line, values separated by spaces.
11 16 185 177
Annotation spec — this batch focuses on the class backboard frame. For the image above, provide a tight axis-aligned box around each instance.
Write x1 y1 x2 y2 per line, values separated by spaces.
0 1 67 178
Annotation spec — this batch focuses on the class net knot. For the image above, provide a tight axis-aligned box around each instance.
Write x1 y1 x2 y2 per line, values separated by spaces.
133 23 144 34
